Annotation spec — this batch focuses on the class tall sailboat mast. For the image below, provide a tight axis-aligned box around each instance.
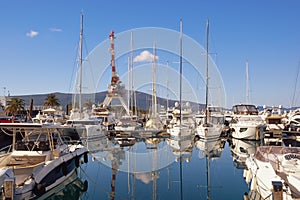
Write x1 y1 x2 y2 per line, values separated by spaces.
152 42 157 117
131 32 137 116
79 13 83 118
204 19 209 125
166 61 169 111
127 56 130 112
179 19 183 126
179 19 183 200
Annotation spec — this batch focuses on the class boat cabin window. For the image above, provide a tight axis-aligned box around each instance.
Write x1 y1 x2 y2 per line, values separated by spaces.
233 105 258 115
267 118 281 124
208 107 223 113
96 117 108 122
66 120 100 126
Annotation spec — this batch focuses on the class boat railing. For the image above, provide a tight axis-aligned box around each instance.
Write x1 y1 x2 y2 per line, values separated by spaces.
61 135 82 145
14 140 51 151
0 144 13 155
0 145 13 166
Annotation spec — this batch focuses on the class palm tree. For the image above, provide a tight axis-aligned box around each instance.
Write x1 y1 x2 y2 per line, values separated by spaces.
5 97 25 116
44 93 60 107
29 98 33 117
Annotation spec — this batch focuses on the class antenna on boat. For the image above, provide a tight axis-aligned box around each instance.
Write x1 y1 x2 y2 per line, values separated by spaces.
246 61 250 104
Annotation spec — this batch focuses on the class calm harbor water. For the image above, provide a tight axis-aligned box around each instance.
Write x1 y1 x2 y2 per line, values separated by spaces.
38 130 298 199
40 132 299 200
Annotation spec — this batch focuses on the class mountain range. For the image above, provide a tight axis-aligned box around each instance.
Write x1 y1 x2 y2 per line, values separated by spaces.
13 91 204 112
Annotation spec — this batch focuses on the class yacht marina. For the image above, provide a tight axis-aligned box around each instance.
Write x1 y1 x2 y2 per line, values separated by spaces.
0 102 300 199
1 12 300 200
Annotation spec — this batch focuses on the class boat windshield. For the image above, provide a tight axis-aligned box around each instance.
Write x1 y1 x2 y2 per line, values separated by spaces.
233 105 258 115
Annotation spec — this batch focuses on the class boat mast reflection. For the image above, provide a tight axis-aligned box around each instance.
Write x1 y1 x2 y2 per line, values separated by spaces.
195 135 226 200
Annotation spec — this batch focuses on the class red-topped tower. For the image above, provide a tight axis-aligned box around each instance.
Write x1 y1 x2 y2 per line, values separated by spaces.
109 31 120 87
102 30 130 116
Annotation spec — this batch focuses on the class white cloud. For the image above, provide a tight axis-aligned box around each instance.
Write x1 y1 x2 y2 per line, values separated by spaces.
49 28 63 32
133 50 159 62
26 30 39 38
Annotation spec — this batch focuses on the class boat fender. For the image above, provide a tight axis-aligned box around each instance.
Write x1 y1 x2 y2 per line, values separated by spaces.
62 162 68 176
33 183 45 197
84 152 88 163
75 156 80 168
83 180 88 192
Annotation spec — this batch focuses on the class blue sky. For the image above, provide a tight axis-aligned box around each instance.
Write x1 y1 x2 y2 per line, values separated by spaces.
1 0 300 108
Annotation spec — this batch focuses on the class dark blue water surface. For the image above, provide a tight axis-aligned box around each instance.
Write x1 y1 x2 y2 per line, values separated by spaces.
51 134 258 200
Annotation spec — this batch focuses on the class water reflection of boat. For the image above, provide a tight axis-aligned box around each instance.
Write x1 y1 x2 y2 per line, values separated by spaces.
167 134 194 163
228 138 261 169
35 169 88 199
84 135 114 156
114 137 137 147
195 137 225 159
194 135 226 200
244 146 300 200
85 128 174 199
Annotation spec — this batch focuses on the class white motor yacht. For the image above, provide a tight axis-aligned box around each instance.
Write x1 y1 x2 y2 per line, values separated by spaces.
244 146 300 200
0 123 88 199
230 104 266 140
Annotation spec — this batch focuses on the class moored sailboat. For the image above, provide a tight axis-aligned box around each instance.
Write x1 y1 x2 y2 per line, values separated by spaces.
196 19 225 140
64 13 104 139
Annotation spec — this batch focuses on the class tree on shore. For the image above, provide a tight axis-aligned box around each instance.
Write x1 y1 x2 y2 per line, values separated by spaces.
5 97 25 116
44 93 60 107
29 98 33 117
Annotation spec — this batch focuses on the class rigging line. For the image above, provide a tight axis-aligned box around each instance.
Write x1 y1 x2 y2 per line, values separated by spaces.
82 33 97 92
68 39 81 94
291 59 300 107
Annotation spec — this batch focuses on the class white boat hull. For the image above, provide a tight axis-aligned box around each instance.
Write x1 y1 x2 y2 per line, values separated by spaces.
168 124 194 138
196 124 222 140
230 124 265 140
244 146 300 199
